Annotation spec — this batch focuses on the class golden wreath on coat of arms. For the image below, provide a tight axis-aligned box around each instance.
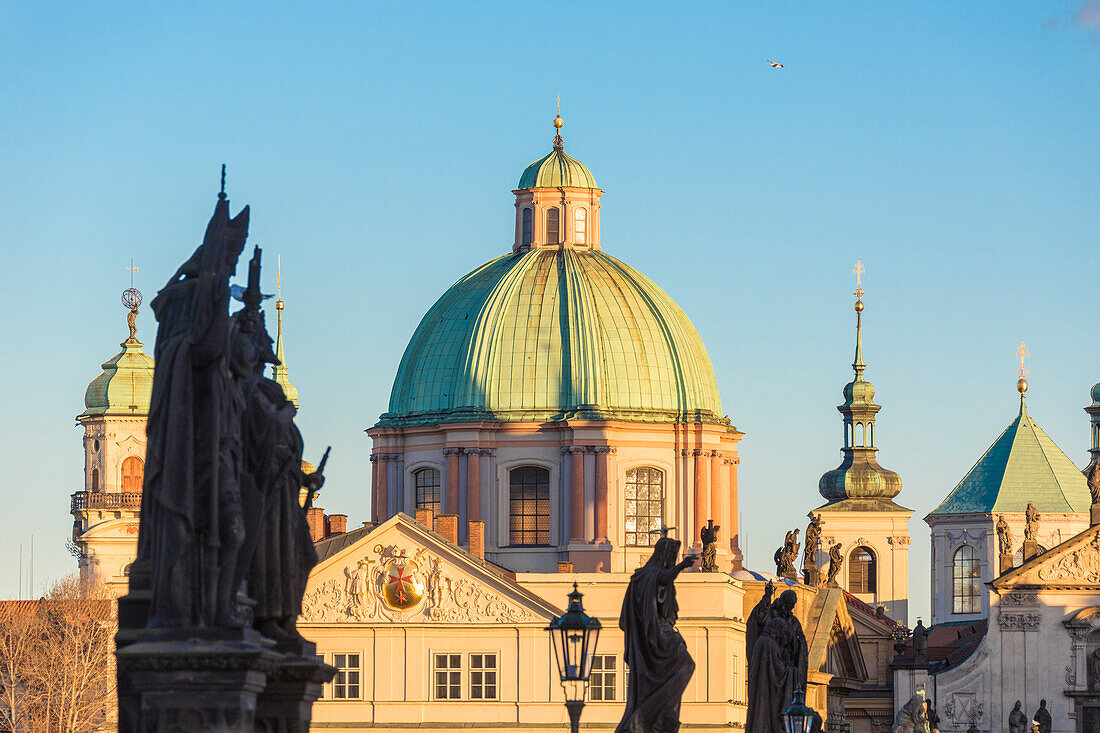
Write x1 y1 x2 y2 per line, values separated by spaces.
376 544 427 610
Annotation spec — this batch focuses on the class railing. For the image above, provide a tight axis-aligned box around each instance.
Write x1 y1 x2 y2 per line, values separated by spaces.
71 491 143 512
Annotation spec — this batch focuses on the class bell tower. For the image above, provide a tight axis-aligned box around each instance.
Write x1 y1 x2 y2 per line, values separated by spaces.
72 286 154 593
813 262 912 622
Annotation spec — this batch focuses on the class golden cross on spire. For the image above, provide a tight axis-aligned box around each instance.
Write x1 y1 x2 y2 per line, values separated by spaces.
853 260 865 300
1017 341 1030 379
556 94 560 117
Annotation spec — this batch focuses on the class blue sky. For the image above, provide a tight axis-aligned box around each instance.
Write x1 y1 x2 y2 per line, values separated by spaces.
1 2 1098 623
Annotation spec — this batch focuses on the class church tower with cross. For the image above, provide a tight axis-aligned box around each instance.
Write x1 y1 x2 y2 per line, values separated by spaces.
925 344 1092 624
812 261 913 623
72 284 155 593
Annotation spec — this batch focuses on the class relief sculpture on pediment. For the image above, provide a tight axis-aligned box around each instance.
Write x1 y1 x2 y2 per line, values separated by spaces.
300 543 536 624
1037 535 1100 584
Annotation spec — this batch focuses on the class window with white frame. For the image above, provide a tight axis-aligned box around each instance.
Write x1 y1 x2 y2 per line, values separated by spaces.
434 653 462 700
469 653 498 700
589 654 617 701
625 467 664 546
574 208 587 244
333 653 360 699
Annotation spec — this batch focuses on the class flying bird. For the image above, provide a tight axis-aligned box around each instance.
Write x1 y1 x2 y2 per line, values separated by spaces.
768 60 784 68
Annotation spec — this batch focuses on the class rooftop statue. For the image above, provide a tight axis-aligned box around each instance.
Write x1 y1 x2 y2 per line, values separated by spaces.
996 515 1013 558
774 529 800 580
803 515 822 587
826 542 844 587
616 537 699 733
700 520 720 572
746 585 809 733
1025 503 1040 543
1008 700 1027 733
1033 700 1051 733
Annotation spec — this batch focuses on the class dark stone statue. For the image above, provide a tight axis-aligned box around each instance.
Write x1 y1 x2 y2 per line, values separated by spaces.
912 619 928 661
700 520 720 572
137 188 249 628
746 586 808 733
617 537 698 733
826 542 844 587
803 515 822 587
1008 700 1027 733
1033 699 1051 733
230 248 323 645
774 528 800 580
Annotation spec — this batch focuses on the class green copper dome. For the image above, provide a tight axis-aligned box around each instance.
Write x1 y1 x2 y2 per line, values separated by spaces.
517 150 598 190
382 248 722 426
930 398 1091 515
80 337 155 418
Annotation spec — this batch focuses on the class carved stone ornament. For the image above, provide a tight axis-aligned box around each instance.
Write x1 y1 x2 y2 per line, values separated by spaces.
888 535 912 546
1038 534 1100 584
301 543 537 624
998 612 1041 631
1000 592 1039 607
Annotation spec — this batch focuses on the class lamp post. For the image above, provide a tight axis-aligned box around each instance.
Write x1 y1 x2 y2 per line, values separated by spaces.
782 687 821 733
547 582 602 733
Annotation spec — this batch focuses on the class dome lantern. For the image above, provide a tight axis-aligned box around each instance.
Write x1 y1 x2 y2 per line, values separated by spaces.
513 111 603 253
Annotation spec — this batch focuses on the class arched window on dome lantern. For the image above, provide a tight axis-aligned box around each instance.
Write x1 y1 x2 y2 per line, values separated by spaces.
121 456 144 493
952 544 981 614
625 467 664 546
414 468 441 514
522 208 533 245
91 468 99 492
508 466 550 546
848 546 876 594
574 208 587 245
546 208 560 245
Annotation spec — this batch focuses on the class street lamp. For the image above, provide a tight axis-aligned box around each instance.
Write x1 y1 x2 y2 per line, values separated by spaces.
782 687 821 733
547 582 602 733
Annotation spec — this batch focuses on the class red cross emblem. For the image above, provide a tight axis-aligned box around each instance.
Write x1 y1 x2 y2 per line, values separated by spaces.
382 559 424 610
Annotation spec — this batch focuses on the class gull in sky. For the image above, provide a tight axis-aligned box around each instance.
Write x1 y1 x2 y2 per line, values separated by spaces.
768 60 783 68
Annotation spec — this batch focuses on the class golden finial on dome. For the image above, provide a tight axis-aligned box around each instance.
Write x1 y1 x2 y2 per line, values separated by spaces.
553 95 564 150
1017 341 1029 395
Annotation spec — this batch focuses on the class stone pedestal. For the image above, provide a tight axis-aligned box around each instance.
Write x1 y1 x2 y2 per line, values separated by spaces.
1091 503 1100 527
116 629 281 733
1023 539 1040 562
255 638 336 732
999 553 1014 575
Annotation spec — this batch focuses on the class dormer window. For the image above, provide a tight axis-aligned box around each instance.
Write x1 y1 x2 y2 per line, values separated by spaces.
546 208 560 245
522 208 533 245
574 208 586 245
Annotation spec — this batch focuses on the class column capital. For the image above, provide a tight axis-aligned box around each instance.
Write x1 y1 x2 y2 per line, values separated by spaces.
566 445 588 454
710 450 722 458
692 448 704 457
592 446 615 455
443 447 462 456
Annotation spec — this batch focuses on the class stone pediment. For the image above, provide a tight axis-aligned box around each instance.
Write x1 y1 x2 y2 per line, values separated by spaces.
299 513 560 625
994 524 1100 590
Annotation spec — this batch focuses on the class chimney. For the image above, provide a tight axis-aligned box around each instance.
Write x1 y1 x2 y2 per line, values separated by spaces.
306 507 326 542
557 561 574 573
328 514 347 535
468 521 485 559
436 514 459 545
415 508 435 530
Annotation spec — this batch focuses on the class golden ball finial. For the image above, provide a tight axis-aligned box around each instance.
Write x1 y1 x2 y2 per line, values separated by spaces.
1017 377 1028 395
854 300 864 313
553 115 564 129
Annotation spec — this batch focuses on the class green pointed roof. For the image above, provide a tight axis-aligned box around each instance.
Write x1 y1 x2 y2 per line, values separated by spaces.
80 337 155 419
272 303 299 409
517 150 597 190
930 397 1091 515
381 247 723 426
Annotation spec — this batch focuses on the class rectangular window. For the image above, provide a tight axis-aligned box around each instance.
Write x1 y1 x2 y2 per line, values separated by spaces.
434 653 462 700
333 653 360 700
589 654 617 701
546 208 560 244
469 653 498 700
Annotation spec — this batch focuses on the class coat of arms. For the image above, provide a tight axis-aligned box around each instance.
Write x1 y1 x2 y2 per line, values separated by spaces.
378 545 426 610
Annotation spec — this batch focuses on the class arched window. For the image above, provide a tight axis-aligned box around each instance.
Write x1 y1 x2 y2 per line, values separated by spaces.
625 467 664 546
121 456 144 492
91 468 99 492
414 468 441 513
574 208 587 245
1012 545 1048 567
856 423 865 447
509 466 550 545
848 546 876 594
952 544 981 614
546 208 560 245
522 208 533 245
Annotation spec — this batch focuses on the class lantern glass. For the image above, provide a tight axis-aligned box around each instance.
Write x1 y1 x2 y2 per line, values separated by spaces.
781 688 814 733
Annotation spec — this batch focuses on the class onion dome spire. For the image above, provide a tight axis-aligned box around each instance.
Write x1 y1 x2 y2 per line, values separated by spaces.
818 261 903 504
553 95 564 151
272 255 300 409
